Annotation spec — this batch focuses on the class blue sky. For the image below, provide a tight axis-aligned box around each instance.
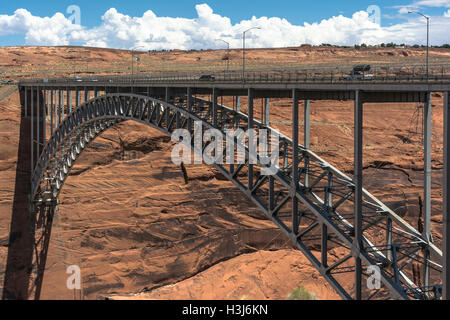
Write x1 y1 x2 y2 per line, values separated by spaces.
0 0 449 48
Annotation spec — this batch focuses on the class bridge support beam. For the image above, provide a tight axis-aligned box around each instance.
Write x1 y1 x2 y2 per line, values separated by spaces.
423 92 432 289
265 98 270 126
37 87 40 166
444 91 450 300
75 88 80 108
43 90 47 142
187 88 193 132
212 88 218 127
292 89 300 235
304 100 311 188
248 89 254 190
236 96 240 113
68 88 72 114
354 90 363 300
31 87 34 173
50 90 54 134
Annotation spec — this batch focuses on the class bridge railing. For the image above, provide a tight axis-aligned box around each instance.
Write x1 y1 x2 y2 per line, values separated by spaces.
19 63 450 85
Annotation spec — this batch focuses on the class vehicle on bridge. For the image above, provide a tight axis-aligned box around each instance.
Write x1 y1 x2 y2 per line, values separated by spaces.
199 74 215 81
343 64 374 80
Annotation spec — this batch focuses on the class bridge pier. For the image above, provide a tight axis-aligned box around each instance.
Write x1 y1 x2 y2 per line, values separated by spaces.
444 91 450 300
304 100 311 188
264 98 270 126
187 88 193 132
354 90 363 300
248 88 254 190
423 92 433 289
292 89 300 235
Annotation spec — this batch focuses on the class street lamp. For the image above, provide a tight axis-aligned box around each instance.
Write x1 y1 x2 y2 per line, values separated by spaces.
131 45 146 77
242 27 261 82
215 39 230 72
408 11 430 81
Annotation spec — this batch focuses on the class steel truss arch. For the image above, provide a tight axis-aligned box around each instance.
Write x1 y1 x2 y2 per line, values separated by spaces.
30 93 443 300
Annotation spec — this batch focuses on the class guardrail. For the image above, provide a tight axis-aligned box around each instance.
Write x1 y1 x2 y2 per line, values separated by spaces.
19 63 450 85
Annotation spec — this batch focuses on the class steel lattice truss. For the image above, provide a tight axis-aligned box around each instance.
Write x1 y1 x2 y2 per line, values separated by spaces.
30 93 443 300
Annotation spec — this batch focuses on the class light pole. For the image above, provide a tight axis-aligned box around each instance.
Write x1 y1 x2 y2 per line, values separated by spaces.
131 45 146 77
242 27 261 82
215 39 230 72
408 11 430 81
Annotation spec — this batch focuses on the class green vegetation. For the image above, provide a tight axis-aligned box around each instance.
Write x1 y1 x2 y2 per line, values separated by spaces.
287 285 317 300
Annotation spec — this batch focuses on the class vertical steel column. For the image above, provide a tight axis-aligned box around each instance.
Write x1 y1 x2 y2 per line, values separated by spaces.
68 88 72 114
212 88 218 127
236 96 241 113
31 87 34 171
50 90 54 133
36 86 40 163
304 100 311 149
165 87 170 127
24 87 28 117
292 89 300 235
265 98 270 126
304 100 311 188
261 98 264 124
75 88 80 108
444 91 450 300
187 87 193 132
423 92 432 288
58 89 61 126
43 90 47 143
354 90 363 300
248 88 254 190
61 90 65 122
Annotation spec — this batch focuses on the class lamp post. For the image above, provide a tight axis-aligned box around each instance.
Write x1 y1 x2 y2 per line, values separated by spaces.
215 39 230 72
242 27 261 82
408 11 430 81
131 45 146 77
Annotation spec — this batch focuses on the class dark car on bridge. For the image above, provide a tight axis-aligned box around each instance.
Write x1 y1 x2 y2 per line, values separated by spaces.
199 74 215 81
343 64 374 80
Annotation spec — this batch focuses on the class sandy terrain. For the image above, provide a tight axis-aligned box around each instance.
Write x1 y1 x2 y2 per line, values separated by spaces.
1 45 449 79
0 46 448 300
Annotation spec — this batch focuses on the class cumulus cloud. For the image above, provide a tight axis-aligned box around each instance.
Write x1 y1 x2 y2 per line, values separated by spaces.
0 8 82 45
0 4 449 49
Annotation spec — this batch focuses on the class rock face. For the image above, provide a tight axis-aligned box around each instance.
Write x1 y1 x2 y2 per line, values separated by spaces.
0 46 447 300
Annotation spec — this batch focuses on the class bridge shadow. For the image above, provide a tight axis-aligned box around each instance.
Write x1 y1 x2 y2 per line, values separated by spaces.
2 88 51 300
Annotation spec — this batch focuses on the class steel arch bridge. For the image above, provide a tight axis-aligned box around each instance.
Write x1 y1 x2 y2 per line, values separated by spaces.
23 91 443 300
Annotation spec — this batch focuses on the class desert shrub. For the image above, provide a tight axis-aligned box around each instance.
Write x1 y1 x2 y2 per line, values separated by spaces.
287 285 317 300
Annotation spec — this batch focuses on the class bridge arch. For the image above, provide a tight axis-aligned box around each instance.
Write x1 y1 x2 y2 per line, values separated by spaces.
28 93 442 300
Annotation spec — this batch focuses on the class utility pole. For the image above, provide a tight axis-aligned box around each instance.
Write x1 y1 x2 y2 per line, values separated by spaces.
408 11 430 81
242 27 261 82
215 39 230 72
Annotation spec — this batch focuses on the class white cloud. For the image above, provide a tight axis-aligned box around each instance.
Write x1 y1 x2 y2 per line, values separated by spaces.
0 4 449 49
0 8 82 45
413 0 450 7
